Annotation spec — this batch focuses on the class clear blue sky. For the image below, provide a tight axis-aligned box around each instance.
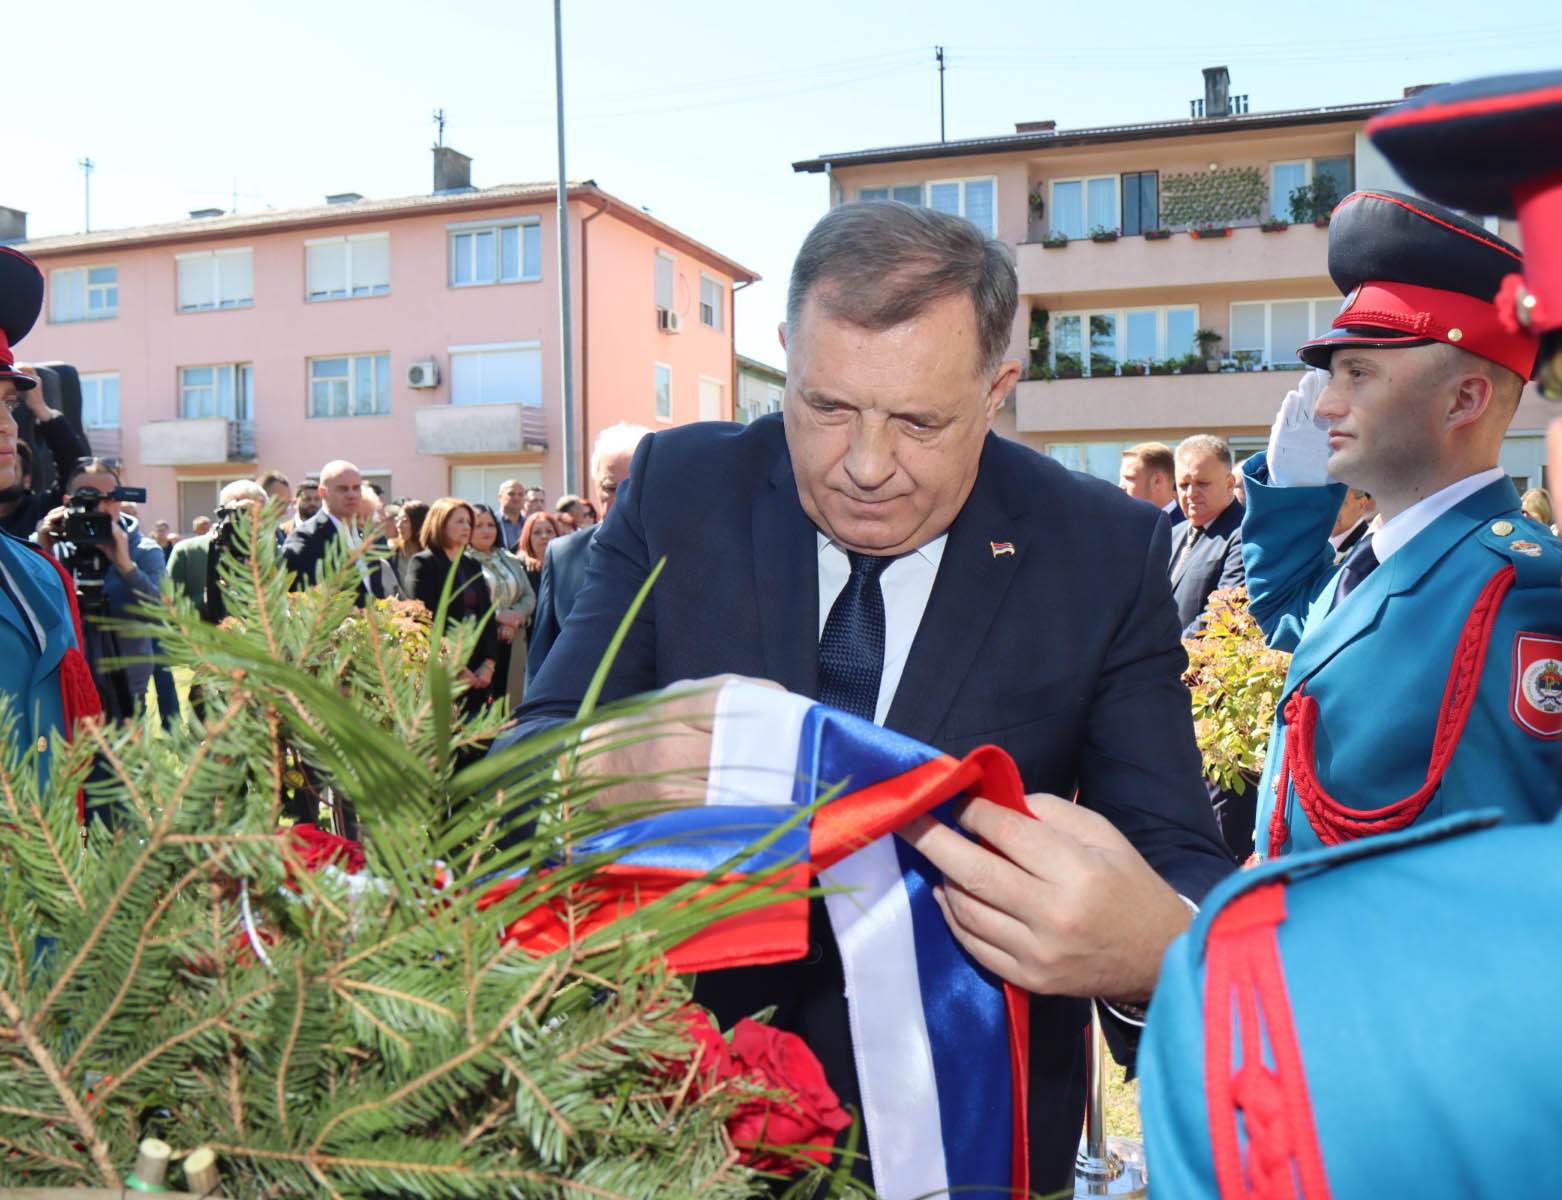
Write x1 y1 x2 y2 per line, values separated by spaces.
11 0 1562 364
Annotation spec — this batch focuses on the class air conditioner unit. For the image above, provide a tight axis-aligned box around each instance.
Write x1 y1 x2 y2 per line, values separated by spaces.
407 359 440 389
657 308 682 334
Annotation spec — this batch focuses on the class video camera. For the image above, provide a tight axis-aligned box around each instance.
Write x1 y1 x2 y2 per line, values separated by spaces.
59 483 147 614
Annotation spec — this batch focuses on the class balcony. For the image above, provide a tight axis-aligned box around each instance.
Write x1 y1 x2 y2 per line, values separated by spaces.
1013 368 1303 436
415 403 549 457
139 417 256 466
1016 223 1331 299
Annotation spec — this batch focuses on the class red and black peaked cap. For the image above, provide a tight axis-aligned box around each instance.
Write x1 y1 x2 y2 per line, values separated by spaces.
1298 189 1539 379
0 245 44 392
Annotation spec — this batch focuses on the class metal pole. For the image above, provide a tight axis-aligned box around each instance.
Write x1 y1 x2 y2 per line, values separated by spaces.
552 0 578 495
1073 1002 1148 1197
936 47 946 143
79 157 94 233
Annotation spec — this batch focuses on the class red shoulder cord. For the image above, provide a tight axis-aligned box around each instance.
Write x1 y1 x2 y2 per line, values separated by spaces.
26 544 104 825
1267 565 1515 858
1205 882 1332 1200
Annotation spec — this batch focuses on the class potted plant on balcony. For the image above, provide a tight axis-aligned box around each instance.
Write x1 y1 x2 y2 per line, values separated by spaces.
1144 227 1173 240
1289 175 1344 227
1190 224 1231 239
1088 225 1119 243
1042 231 1069 249
1029 187 1046 217
1260 218 1289 232
1053 353 1084 379
1028 307 1049 352
1148 358 1177 376
1024 360 1055 381
1195 329 1223 372
1233 349 1263 372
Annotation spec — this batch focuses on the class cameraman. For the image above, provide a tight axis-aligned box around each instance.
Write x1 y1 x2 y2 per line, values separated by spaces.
0 363 92 541
37 458 164 721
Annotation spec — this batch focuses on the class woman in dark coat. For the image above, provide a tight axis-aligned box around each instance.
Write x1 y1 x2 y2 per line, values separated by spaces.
404 496 499 716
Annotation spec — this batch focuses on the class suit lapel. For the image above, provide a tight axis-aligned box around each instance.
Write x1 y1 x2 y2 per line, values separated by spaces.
751 449 820 697
1285 478 1519 693
886 439 1027 745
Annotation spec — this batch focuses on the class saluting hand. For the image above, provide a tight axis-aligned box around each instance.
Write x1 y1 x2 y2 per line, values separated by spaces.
899 793 1193 1004
1265 367 1334 487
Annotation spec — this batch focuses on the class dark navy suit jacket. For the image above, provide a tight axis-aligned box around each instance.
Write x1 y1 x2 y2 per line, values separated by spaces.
1169 499 1246 638
504 415 1233 1191
525 525 595 686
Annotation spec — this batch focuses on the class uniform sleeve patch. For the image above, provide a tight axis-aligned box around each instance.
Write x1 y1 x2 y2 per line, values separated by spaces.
1513 633 1562 738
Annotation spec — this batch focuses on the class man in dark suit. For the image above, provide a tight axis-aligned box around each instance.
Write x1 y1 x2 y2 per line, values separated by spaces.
526 422 649 686
1119 440 1184 529
281 459 388 605
1328 486 1375 562
501 202 1233 1195
1169 434 1246 637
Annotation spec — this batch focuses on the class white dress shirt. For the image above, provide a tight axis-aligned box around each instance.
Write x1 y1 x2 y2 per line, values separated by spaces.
325 510 372 585
1369 467 1506 564
816 532 947 725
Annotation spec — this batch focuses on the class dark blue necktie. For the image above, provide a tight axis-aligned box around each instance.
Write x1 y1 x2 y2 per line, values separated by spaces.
1332 532 1378 609
817 551 891 721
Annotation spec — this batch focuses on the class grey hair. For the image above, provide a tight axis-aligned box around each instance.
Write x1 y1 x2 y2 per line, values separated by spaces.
218 479 268 506
1175 434 1233 469
785 201 1018 374
590 422 652 477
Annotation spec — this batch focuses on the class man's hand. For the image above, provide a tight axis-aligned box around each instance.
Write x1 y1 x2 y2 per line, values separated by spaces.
572 674 782 811
899 794 1193 1003
36 505 68 551
108 519 136 574
16 366 53 422
1265 368 1333 487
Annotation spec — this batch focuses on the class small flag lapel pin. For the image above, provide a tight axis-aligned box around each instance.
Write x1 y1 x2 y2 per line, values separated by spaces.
990 541 1016 558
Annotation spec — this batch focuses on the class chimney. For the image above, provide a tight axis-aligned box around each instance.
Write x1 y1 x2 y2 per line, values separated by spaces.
189 207 224 219
432 146 473 194
326 192 364 205
1015 120 1056 134
1202 66 1231 118
0 206 26 243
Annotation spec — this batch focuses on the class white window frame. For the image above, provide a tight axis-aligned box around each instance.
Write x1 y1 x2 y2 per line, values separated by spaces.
857 184 927 206
699 273 723 330
50 265 118 323
1227 297 1339 366
78 371 120 429
447 217 543 287
1049 305 1200 376
179 363 254 420
305 232 390 301
307 352 392 419
924 176 999 237
1049 175 1119 239
447 340 545 408
1270 157 1354 221
654 362 673 423
175 248 253 312
654 250 676 313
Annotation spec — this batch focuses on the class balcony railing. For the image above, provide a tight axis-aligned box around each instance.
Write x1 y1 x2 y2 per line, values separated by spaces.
1013 368 1302 436
414 402 549 457
140 416 257 466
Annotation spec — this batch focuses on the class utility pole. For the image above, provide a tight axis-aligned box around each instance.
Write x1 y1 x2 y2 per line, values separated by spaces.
552 0 577 494
78 157 94 232
433 108 446 147
936 47 946 143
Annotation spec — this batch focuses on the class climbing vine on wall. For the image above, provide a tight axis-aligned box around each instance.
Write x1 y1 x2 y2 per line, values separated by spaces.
1161 166 1267 228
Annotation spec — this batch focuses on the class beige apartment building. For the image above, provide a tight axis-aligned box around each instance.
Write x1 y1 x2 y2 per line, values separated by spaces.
795 68 1551 490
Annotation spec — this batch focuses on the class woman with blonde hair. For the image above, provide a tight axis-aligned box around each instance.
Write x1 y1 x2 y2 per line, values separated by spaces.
404 497 499 715
1520 487 1554 532
467 503 536 708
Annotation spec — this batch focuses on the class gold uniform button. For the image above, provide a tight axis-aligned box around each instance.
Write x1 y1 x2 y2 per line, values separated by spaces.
36 736 48 754
1447 327 1464 342
1491 520 1515 537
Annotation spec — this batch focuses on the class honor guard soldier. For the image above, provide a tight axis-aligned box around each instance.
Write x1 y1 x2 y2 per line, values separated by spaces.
1140 72 1562 1200
0 246 99 790
1237 188 1559 862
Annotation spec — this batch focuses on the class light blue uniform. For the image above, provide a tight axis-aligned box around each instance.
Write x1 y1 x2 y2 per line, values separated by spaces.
0 529 75 780
1141 809 1562 1199
1241 453 1562 858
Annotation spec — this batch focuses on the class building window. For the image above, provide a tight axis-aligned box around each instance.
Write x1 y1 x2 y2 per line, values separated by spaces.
176 248 253 312
857 179 995 236
309 353 391 418
78 372 120 428
449 343 543 407
1051 176 1117 240
1121 172 1159 237
1050 306 1198 376
699 275 723 330
654 363 672 422
450 464 542 506
1045 442 1135 482
654 251 675 312
1229 298 1339 366
448 219 542 286
1271 157 1354 221
180 363 254 420
767 384 783 413
306 233 390 300
50 266 118 322
858 185 926 206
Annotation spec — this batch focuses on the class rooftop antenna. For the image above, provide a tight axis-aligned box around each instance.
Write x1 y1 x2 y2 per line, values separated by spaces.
78 157 94 232
936 46 946 142
433 108 447 147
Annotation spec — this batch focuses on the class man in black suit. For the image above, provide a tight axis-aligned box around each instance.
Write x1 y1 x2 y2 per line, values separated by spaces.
1169 434 1246 637
501 202 1233 1194
525 421 649 686
281 459 388 604
1119 440 1184 529
1329 486 1375 562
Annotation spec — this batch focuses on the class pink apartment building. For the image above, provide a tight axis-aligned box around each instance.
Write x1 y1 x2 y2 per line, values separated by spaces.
795 68 1552 490
10 149 757 529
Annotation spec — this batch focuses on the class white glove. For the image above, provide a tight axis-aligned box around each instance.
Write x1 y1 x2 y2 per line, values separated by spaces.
1265 368 1333 487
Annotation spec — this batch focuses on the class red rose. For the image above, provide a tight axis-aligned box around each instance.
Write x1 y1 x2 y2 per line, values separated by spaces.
656 1007 741 1096
726 1018 851 1174
286 824 366 877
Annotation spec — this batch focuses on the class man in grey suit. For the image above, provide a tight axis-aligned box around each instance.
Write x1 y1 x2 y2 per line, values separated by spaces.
525 422 649 686
1169 434 1245 637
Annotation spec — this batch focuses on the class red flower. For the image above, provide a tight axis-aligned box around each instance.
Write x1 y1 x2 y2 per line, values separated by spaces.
663 1007 741 1091
286 823 366 876
725 1018 851 1174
